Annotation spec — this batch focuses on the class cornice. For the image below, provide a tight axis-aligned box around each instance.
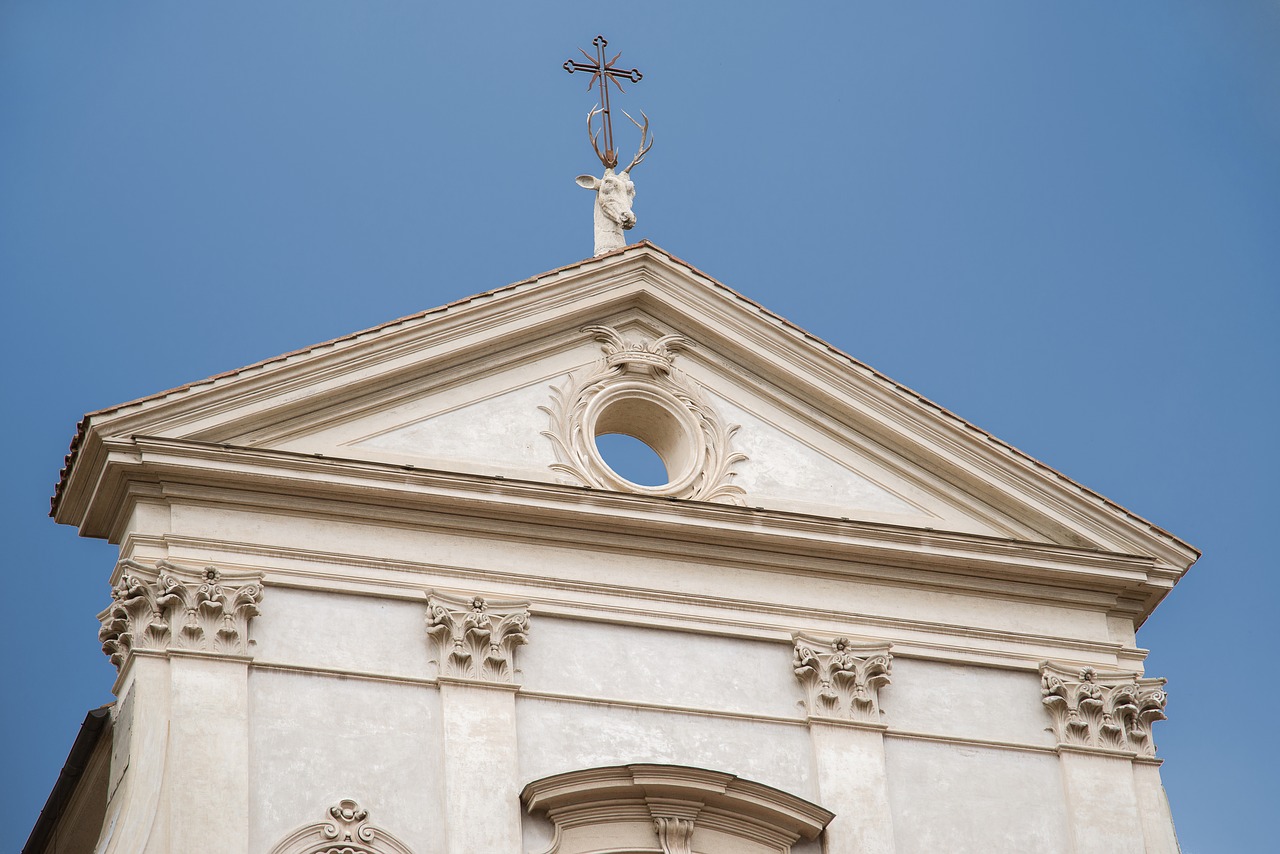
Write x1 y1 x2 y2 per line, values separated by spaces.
143 531 1129 613
78 437 1173 616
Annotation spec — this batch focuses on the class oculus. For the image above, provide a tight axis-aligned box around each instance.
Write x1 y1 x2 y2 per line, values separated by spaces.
542 325 747 504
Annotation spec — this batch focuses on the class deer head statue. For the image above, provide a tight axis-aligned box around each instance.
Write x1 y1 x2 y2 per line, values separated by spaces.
576 106 653 257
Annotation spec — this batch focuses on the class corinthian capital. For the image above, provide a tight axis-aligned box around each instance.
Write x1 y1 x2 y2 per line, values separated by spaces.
97 560 263 670
793 635 892 724
425 591 530 683
1040 662 1168 757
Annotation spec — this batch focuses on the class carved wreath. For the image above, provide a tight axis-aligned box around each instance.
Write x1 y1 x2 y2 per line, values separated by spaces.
540 325 746 504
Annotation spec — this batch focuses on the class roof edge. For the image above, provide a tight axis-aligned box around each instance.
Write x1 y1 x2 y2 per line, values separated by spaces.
50 243 643 518
50 240 1199 567
22 705 112 854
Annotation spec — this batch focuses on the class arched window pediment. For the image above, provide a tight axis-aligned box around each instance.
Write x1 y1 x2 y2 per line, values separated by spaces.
520 764 833 854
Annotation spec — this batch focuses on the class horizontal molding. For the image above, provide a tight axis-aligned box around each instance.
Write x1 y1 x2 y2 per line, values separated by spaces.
251 659 438 689
883 728 1057 756
91 436 1162 597
514 687 808 727
1057 743 1165 764
140 535 1144 672
242 659 1161 763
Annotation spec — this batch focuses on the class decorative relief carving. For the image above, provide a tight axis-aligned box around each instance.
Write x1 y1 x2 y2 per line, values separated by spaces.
1040 662 1168 757
97 560 263 670
267 798 416 854
424 591 530 683
793 635 892 724
541 325 747 504
653 816 695 854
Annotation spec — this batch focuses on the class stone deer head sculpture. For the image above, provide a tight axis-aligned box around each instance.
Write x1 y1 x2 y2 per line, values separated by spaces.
576 106 654 257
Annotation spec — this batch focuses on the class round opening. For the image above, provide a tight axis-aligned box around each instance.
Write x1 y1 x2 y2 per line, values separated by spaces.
588 390 699 492
594 433 668 486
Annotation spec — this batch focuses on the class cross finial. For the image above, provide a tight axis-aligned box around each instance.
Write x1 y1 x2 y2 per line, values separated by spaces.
564 35 645 169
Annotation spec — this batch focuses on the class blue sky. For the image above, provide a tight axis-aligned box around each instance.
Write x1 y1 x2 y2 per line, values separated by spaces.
3 2 1277 850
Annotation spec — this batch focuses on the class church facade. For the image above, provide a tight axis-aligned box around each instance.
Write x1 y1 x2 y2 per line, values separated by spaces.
34 242 1196 853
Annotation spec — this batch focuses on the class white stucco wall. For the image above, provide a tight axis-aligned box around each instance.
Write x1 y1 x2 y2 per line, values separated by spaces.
249 670 447 853
883 740 1071 853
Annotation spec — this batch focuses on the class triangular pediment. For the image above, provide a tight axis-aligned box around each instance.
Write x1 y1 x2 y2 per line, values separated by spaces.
55 242 1197 575
233 309 1002 535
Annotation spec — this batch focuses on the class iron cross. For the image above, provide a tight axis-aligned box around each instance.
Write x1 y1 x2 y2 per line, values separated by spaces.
564 35 643 169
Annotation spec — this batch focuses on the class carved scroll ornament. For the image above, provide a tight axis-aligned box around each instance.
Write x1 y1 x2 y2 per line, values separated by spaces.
425 591 530 683
97 560 263 670
541 325 747 504
267 799 415 854
793 635 892 724
653 816 695 854
1040 662 1168 757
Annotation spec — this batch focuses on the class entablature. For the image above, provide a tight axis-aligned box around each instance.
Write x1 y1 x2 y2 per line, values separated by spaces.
76 435 1177 624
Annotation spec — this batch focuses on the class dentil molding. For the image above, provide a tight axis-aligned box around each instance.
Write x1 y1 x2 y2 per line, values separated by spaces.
97 559 263 669
267 798 415 854
424 591 530 683
793 635 892 724
1040 661 1167 757
541 325 747 503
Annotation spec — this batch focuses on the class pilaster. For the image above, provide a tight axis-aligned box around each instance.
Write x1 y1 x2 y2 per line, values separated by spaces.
1040 662 1175 854
1132 762 1180 854
793 635 896 854
95 560 263 854
426 591 529 854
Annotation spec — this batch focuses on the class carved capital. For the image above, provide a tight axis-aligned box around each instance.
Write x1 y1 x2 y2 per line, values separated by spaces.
1040 662 1168 757
268 798 415 854
97 560 263 670
425 591 530 683
541 325 747 504
793 635 892 724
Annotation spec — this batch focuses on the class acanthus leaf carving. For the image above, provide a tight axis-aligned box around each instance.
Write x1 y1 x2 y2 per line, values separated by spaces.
425 591 530 683
1040 662 1168 757
540 325 747 505
268 799 416 854
97 560 263 670
793 635 892 724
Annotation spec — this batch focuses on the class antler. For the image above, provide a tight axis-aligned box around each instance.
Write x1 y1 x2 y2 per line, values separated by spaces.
586 105 618 169
621 109 653 174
